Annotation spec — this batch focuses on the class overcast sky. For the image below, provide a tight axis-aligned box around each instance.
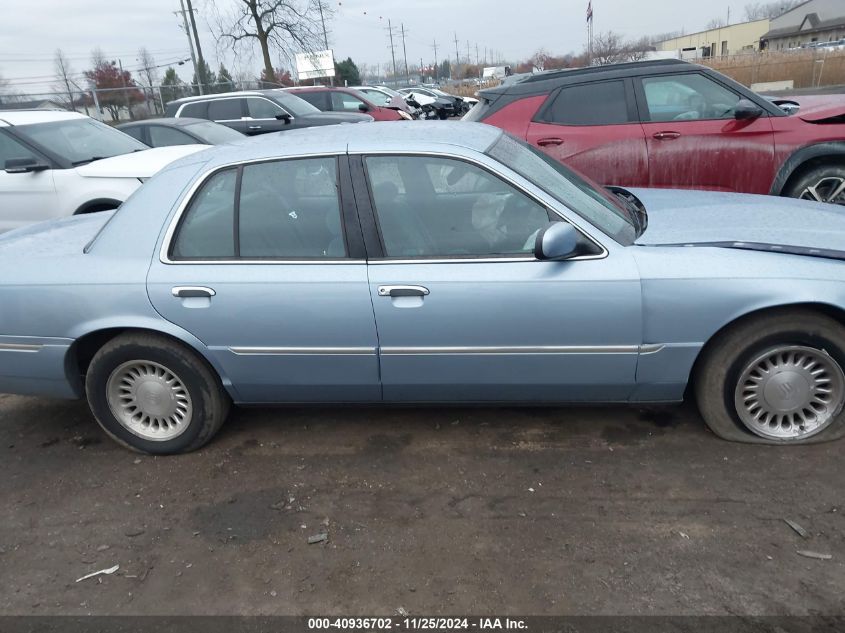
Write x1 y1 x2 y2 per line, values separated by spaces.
1 0 739 94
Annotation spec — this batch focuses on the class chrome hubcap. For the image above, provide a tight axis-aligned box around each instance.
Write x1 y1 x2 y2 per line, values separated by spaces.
800 176 845 205
106 360 193 441
735 345 845 440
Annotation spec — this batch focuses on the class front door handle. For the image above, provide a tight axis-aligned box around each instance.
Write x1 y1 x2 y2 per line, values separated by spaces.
172 286 216 298
248 125 262 131
378 285 430 298
537 137 564 147
652 131 681 140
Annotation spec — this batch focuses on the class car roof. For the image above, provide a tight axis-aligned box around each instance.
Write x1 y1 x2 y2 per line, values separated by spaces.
482 58 693 96
166 90 270 105
178 121 503 170
0 109 88 126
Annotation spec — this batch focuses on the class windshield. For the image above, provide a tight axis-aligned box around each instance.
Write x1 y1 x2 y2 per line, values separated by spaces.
377 86 403 98
185 121 244 144
269 92 321 116
16 118 147 165
487 133 637 245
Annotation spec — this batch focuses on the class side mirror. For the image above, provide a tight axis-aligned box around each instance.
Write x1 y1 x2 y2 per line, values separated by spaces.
734 99 763 120
275 113 293 124
534 222 582 261
5 157 49 174
358 103 370 112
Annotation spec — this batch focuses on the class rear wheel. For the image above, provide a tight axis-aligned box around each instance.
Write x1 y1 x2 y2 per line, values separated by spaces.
695 310 845 444
785 164 845 205
85 332 230 454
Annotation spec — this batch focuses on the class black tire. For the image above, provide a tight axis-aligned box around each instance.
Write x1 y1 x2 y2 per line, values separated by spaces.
784 164 845 205
694 309 845 445
85 332 230 454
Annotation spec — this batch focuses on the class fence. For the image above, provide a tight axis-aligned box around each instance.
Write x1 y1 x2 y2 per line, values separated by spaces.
698 48 845 90
0 80 294 124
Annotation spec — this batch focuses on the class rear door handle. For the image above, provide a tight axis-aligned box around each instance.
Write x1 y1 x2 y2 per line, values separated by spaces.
652 131 681 140
378 285 430 297
537 137 564 147
172 286 216 298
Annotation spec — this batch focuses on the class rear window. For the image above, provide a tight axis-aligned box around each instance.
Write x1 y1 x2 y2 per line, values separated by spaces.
462 99 491 121
541 81 629 125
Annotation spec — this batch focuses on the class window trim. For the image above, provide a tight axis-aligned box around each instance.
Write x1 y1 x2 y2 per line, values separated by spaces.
533 79 637 127
354 150 607 264
161 153 362 265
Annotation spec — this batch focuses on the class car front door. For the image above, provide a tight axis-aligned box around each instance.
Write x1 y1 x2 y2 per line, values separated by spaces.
244 97 292 134
0 127 57 232
147 154 380 403
525 79 648 187
636 72 776 193
353 152 642 402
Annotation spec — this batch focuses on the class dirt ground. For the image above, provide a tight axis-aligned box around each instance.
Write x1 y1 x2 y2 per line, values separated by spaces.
1 394 844 616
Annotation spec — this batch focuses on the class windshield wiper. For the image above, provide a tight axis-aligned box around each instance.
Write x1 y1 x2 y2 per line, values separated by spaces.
71 156 109 166
606 186 647 236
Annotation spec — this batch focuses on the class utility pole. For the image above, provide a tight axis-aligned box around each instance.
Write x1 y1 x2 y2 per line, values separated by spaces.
387 19 398 86
453 32 460 80
400 23 409 84
185 0 206 92
475 43 480 74
420 57 424 82
177 0 202 94
317 0 333 85
432 39 438 80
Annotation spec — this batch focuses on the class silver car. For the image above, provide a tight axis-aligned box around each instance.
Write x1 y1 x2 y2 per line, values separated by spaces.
1 122 844 453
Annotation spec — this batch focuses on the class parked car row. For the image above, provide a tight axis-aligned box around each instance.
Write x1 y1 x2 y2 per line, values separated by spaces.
1 59 845 454
465 58 845 205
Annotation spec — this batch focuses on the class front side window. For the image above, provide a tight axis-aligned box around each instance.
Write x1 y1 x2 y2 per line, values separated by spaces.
331 91 366 111
0 130 40 165
542 81 629 125
171 157 344 260
247 97 284 119
642 74 742 122
366 155 552 258
207 99 243 121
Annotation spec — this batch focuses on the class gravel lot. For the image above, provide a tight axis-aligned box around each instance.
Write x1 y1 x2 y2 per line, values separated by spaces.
1 394 844 616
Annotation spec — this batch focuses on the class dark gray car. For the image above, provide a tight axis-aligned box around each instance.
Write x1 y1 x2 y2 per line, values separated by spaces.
117 118 245 147
164 90 373 135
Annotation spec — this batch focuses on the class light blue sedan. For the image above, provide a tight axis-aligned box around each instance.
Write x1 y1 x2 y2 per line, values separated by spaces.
1 122 844 453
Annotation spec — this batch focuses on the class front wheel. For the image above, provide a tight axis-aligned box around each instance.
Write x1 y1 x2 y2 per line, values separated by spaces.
784 164 845 205
695 310 845 444
85 332 230 454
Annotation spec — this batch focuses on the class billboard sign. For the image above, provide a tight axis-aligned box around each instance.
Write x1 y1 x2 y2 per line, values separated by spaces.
295 50 336 80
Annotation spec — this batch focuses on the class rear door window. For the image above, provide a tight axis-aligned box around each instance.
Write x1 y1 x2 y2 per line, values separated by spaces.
295 91 329 110
179 101 208 119
207 99 243 121
540 81 629 125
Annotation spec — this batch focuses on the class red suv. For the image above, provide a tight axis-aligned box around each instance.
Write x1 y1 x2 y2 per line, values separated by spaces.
467 59 845 205
283 87 413 122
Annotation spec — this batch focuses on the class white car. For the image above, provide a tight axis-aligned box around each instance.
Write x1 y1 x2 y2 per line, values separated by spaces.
0 110 206 232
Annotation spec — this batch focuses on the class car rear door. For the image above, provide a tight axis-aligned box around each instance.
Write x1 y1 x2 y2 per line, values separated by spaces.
147 154 380 403
525 79 648 187
352 152 642 403
635 72 776 193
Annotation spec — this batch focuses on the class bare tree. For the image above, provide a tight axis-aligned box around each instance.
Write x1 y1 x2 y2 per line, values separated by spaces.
136 47 160 114
706 18 727 29
744 0 802 20
591 32 629 65
626 37 655 61
53 49 77 111
214 0 330 87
